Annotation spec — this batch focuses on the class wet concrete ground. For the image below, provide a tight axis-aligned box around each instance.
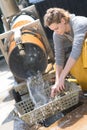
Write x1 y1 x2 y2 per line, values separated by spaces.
0 59 33 130
0 59 14 125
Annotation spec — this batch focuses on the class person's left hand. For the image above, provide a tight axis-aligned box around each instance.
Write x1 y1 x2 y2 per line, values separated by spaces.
51 76 65 97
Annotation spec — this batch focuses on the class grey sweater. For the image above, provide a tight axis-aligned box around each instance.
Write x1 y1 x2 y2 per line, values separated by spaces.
53 14 87 66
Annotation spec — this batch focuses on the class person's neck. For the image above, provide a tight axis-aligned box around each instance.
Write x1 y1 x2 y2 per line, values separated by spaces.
65 23 71 33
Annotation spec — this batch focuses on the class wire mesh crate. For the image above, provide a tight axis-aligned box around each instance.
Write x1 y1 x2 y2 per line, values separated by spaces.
15 80 81 126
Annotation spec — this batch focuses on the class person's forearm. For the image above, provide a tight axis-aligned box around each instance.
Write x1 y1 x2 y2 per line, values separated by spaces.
60 56 76 79
55 64 63 82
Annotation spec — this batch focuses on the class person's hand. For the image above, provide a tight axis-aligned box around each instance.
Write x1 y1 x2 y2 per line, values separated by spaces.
51 76 65 97
51 83 58 97
57 76 65 91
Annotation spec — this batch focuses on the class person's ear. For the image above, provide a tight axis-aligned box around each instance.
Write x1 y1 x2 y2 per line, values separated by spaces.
61 18 66 24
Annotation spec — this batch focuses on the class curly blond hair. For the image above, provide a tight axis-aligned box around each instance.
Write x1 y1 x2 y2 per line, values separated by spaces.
44 8 70 27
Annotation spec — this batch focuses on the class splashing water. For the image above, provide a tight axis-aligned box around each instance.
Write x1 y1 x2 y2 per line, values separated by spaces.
27 71 49 108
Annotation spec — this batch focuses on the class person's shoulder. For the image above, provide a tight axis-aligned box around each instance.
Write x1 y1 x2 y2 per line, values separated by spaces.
70 14 87 22
70 14 87 29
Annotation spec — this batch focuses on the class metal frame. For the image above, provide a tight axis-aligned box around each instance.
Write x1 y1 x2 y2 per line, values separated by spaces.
0 19 54 64
0 5 54 65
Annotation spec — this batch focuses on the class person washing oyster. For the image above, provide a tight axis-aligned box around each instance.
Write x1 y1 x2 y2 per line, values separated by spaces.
44 7 87 97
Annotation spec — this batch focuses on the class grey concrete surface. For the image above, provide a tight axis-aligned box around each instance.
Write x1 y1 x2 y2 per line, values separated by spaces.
0 59 32 130
0 59 15 125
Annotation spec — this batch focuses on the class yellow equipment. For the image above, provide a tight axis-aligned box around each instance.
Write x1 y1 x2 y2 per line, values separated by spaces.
70 35 87 90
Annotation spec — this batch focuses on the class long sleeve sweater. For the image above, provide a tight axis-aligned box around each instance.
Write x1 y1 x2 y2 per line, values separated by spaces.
53 14 87 67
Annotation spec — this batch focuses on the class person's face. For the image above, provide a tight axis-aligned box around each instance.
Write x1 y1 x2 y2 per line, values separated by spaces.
49 18 66 35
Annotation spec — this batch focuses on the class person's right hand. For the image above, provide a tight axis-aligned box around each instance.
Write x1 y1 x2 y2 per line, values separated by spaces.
51 74 66 97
